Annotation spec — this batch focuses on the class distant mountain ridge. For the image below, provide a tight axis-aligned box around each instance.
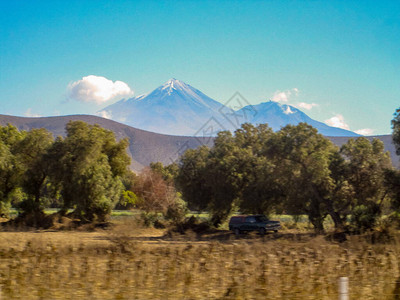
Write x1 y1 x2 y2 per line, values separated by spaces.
240 101 359 137
0 114 398 170
99 78 359 137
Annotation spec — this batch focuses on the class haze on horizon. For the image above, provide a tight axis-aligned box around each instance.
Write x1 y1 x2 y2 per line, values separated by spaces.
1 0 399 136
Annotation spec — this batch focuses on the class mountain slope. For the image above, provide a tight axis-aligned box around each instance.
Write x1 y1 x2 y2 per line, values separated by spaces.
100 79 359 137
99 78 225 136
238 101 359 137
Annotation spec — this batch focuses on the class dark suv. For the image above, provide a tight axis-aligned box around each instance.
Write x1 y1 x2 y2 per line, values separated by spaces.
229 215 281 235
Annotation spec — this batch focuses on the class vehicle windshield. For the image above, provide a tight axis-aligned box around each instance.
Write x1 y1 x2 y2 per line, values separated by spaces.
255 215 268 222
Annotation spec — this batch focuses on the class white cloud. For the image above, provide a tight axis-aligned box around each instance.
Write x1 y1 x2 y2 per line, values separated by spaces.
271 90 290 103
68 75 134 104
324 114 350 130
97 110 112 119
297 102 318 110
271 88 299 103
355 128 374 136
24 108 41 117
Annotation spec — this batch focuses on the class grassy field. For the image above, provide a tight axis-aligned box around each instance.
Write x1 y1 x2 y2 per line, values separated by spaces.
0 216 399 299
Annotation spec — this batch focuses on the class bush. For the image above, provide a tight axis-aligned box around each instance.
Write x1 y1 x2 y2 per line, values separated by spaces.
132 168 188 226
350 204 380 232
140 212 165 228
165 197 188 224
167 215 212 235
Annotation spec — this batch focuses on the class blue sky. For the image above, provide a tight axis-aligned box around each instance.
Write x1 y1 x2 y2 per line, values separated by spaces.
1 0 399 135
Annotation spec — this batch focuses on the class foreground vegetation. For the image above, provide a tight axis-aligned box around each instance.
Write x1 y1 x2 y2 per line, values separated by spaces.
0 218 399 299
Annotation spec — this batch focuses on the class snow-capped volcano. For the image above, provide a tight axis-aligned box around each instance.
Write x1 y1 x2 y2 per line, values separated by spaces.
99 79 359 137
141 78 222 110
98 79 225 135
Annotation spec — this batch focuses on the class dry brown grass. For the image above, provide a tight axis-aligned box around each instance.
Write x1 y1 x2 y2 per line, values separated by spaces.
0 220 399 299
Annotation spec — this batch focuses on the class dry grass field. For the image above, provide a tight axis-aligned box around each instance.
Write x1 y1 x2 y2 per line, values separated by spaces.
0 218 399 299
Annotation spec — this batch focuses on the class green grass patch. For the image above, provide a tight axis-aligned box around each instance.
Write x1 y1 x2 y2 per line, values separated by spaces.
111 210 136 217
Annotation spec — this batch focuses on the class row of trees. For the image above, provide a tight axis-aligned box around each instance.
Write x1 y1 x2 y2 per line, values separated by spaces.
0 121 185 226
176 122 397 232
2 109 400 233
0 121 131 222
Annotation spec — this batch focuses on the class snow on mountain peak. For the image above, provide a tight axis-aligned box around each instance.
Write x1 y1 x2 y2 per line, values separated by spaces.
161 78 188 94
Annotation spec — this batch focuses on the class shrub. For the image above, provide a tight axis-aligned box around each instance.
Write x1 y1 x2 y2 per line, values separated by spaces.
350 204 380 232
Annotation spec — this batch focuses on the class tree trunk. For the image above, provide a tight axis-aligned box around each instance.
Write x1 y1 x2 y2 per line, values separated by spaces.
329 210 344 230
308 198 325 234
309 214 325 234
325 199 345 230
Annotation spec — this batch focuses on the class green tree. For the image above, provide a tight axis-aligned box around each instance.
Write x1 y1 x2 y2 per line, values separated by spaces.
53 121 130 222
178 124 279 227
384 169 400 214
0 125 25 216
266 123 335 232
16 128 54 214
177 145 212 212
150 161 179 183
386 108 400 216
392 108 400 155
205 131 242 226
326 150 355 229
0 141 17 215
237 153 282 215
115 170 138 209
0 124 25 146
231 124 281 216
340 137 392 230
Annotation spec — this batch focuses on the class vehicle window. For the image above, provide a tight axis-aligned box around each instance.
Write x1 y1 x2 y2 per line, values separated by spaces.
255 216 268 222
230 217 241 224
245 216 256 223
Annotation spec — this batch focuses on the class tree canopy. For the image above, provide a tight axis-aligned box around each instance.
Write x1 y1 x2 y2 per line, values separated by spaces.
177 122 395 232
52 121 131 222
392 108 400 155
0 121 131 223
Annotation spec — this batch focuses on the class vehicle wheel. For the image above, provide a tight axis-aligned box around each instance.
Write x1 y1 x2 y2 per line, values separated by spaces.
259 228 266 235
234 228 241 235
